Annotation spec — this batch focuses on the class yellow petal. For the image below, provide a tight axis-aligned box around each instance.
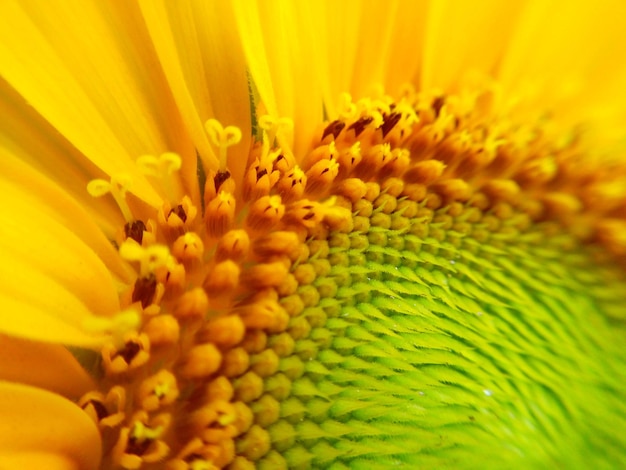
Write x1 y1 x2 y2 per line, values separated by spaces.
0 334 94 399
139 0 251 185
0 174 122 316
421 0 526 91
233 0 324 157
0 0 194 206
498 0 626 139
0 381 101 470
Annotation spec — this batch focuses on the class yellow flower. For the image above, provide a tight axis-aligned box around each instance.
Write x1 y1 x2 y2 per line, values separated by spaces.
1 0 625 469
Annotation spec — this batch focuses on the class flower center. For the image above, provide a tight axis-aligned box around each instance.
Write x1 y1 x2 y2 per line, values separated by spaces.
82 86 626 469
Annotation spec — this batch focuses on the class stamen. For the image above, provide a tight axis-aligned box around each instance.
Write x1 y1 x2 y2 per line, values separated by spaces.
205 119 243 172
258 115 294 160
137 153 182 202
87 174 134 222
81 309 141 348
119 241 173 277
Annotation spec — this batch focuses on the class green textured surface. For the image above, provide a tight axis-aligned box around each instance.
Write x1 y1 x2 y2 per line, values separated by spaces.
268 198 626 469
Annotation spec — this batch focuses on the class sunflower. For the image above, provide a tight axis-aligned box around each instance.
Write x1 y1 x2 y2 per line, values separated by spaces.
1 0 626 469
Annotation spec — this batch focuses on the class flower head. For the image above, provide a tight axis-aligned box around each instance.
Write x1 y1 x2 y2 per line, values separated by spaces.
1 1 626 469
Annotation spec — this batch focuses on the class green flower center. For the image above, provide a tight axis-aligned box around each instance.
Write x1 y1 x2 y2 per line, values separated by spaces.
82 87 626 469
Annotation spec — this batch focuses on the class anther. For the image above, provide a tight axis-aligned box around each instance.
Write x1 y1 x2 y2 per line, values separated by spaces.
246 195 286 232
321 120 346 141
337 142 362 175
205 119 243 172
305 158 339 197
160 196 198 229
132 275 158 309
172 232 205 262
276 166 307 203
205 191 236 238
124 220 147 244
79 386 126 428
215 229 250 263
101 333 150 375
87 174 134 222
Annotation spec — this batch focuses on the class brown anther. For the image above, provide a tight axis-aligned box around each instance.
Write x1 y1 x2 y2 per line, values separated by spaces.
102 334 150 375
143 315 180 346
246 195 286 231
214 170 231 194
243 158 280 202
174 287 209 319
432 96 446 117
204 260 241 297
85 399 109 421
132 275 157 309
137 370 179 411
240 261 289 289
160 196 198 229
305 158 339 197
380 112 402 138
272 153 292 173
172 232 205 262
283 200 324 228
205 191 236 238
79 387 126 427
215 229 250 263
124 220 147 244
169 205 187 223
199 315 246 348
276 166 307 203
348 116 374 136
322 119 346 140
